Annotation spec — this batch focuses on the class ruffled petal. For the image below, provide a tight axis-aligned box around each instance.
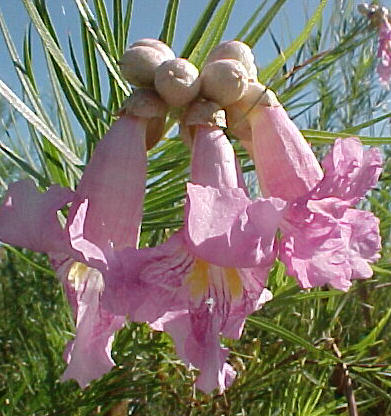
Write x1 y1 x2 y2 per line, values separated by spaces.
279 202 353 291
222 266 272 339
340 209 381 279
61 265 125 388
185 184 285 267
250 106 324 201
67 115 147 253
154 310 236 394
0 179 73 253
317 138 382 204
102 232 191 320
104 230 272 393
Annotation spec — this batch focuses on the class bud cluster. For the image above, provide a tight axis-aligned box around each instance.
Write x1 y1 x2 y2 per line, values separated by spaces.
358 3 391 27
119 38 281 147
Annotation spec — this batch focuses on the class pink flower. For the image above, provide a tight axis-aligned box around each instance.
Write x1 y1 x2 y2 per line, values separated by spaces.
102 120 285 393
377 20 391 86
0 113 148 387
240 95 382 291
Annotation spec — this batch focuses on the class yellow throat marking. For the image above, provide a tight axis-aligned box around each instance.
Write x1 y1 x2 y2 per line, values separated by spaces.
186 259 243 300
68 262 89 290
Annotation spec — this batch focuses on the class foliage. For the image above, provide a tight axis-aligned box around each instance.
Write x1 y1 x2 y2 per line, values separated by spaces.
0 0 390 414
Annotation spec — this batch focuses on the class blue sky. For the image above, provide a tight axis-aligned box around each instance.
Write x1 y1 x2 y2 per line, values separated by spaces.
0 0 331 96
0 0 387 141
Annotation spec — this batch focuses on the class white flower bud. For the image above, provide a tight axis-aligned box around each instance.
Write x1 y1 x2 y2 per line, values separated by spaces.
154 58 200 106
119 39 175 87
200 59 248 107
207 40 258 81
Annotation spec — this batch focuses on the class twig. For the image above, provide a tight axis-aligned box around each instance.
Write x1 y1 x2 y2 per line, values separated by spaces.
331 342 359 416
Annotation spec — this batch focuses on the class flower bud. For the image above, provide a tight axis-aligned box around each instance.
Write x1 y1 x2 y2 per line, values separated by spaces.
200 59 248 107
226 82 279 143
206 40 258 81
154 58 200 106
119 39 175 87
181 100 226 146
121 89 168 149
131 38 175 56
183 100 226 127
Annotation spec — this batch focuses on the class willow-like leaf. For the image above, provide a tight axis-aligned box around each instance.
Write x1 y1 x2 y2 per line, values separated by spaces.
243 0 287 47
247 316 339 362
75 0 130 97
181 0 220 58
188 0 236 68
22 0 107 111
159 0 180 47
0 141 49 187
235 0 268 40
302 128 391 145
0 80 82 168
259 0 328 83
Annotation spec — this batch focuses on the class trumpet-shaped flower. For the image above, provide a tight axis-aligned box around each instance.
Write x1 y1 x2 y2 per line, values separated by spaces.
0 114 149 387
232 87 382 291
102 119 285 393
377 19 391 87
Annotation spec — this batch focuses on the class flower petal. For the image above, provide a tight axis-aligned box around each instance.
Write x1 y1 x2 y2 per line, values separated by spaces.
185 184 285 267
102 232 191 320
61 265 125 388
279 202 353 291
0 179 73 253
67 115 147 254
377 21 391 85
340 209 381 279
191 126 239 189
250 106 324 201
317 137 382 204
155 310 236 394
222 266 272 339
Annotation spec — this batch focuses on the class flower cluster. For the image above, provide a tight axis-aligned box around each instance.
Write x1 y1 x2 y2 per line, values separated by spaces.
359 2 391 87
0 38 382 393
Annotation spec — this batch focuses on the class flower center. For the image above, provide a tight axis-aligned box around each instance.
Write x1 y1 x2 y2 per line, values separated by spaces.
186 258 243 301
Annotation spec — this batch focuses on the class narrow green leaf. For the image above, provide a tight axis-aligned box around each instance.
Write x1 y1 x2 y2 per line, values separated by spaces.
181 0 220 58
0 141 49 186
3 245 55 276
123 0 133 52
349 308 391 357
247 316 339 362
21 0 105 110
0 12 55 131
159 0 180 46
113 0 127 56
372 265 391 276
259 0 328 82
93 0 118 57
0 80 82 167
235 0 268 40
188 0 236 68
74 0 130 97
341 111 391 134
23 31 68 186
243 0 287 47
301 128 391 145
